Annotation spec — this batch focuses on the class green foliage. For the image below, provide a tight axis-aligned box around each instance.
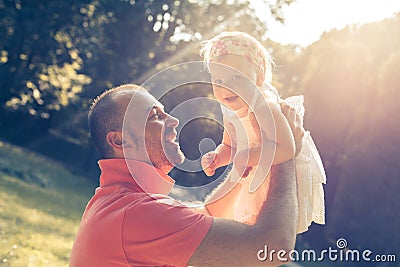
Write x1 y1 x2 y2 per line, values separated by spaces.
0 1 96 117
0 0 286 116
1 0 400 262
0 0 293 162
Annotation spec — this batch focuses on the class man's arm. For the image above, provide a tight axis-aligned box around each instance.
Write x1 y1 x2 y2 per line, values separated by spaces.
189 159 298 267
189 98 304 266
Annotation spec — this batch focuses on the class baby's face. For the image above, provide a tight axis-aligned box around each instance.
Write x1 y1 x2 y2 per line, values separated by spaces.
209 54 262 116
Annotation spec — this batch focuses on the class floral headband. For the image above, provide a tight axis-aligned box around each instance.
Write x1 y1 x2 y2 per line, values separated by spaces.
208 36 266 75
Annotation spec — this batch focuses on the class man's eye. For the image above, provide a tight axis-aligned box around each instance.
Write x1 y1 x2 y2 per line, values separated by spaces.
150 112 159 119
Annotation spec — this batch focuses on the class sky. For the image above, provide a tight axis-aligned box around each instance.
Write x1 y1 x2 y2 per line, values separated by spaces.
253 0 400 46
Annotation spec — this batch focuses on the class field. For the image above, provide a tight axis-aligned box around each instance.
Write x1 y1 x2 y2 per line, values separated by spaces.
0 141 353 267
0 141 96 266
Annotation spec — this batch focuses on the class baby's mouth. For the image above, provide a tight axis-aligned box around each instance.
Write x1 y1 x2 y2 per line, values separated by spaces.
224 95 238 103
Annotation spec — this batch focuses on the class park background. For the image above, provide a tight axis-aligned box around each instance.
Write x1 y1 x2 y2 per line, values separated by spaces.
0 0 399 266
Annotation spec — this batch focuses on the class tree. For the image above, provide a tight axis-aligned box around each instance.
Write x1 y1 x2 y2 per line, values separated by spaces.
0 0 295 175
282 15 400 252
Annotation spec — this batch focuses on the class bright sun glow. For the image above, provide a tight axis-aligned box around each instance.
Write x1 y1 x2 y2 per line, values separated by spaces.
253 0 400 46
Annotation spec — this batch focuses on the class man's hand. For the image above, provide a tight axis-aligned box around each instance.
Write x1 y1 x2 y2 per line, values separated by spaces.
201 151 218 176
280 101 305 156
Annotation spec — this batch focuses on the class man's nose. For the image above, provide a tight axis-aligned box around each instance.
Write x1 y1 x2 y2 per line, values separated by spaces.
165 113 179 127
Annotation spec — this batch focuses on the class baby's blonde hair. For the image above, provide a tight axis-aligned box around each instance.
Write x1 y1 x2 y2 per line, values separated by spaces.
199 31 275 83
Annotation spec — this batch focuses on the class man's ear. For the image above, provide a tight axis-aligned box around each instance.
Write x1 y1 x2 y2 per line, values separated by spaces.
106 131 124 152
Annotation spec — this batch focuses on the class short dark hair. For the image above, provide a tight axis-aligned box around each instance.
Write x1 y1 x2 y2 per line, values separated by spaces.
88 84 143 158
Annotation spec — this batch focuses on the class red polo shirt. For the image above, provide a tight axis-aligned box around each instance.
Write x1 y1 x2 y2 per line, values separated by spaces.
70 159 213 267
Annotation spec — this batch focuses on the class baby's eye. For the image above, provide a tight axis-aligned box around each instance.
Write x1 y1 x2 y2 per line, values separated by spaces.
213 79 223 85
232 74 243 80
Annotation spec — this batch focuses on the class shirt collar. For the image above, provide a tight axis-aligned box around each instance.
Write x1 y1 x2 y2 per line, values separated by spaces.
98 158 175 195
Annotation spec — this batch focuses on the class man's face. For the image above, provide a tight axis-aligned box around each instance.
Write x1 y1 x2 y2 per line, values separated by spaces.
122 90 185 171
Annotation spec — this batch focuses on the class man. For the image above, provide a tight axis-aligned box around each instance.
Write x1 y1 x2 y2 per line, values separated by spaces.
70 84 302 267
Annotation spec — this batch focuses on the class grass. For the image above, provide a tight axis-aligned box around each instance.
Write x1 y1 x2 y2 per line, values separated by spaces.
0 141 373 267
0 141 97 267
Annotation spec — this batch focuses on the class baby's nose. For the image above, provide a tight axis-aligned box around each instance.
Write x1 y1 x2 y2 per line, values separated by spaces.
218 83 236 95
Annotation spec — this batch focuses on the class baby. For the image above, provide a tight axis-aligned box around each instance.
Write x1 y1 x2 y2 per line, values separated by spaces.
200 32 326 233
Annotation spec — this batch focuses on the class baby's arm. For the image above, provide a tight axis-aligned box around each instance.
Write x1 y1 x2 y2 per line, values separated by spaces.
251 93 296 165
201 120 242 219
201 125 236 176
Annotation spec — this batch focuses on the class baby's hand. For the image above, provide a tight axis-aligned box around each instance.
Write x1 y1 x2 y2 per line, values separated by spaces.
201 151 218 176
